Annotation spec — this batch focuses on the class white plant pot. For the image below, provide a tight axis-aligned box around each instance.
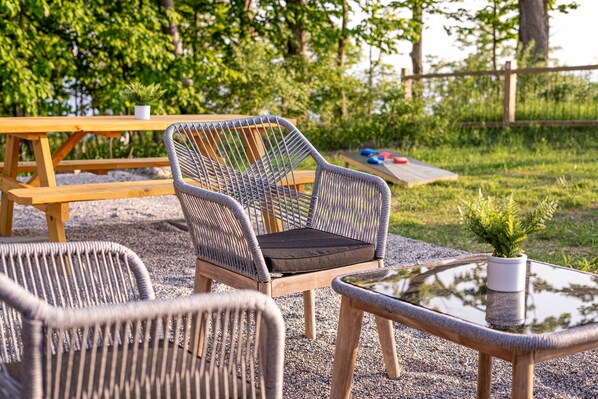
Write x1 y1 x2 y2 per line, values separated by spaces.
486 254 527 292
134 105 151 120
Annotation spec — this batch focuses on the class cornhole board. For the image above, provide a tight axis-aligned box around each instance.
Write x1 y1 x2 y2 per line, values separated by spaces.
340 149 458 187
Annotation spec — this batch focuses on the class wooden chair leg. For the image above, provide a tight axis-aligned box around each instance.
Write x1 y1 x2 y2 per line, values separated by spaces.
331 296 364 399
256 281 273 376
303 289 316 339
374 316 400 379
194 271 212 294
192 272 213 356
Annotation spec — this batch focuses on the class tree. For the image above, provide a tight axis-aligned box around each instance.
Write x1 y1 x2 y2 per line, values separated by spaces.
356 0 408 114
391 0 462 76
159 0 184 56
518 0 548 63
518 0 578 64
453 0 518 69
338 0 350 117
409 0 424 75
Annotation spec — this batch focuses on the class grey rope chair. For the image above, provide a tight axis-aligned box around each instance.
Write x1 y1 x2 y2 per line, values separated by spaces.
165 116 392 340
0 242 284 399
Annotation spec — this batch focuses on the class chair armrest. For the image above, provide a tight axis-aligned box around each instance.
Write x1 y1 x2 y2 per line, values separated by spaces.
310 164 391 259
174 180 271 282
0 241 155 305
21 291 284 399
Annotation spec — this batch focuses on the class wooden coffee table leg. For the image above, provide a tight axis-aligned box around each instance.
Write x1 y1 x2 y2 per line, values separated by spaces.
512 352 534 399
374 316 400 379
477 352 492 399
331 296 364 399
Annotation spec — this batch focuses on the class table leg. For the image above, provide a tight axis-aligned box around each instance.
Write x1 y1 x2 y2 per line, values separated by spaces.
374 316 400 379
46 204 68 242
27 131 86 187
512 352 534 399
32 136 68 242
0 136 21 237
477 352 492 399
331 296 364 399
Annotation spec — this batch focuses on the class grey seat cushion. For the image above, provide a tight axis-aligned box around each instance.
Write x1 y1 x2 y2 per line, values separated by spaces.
257 228 375 273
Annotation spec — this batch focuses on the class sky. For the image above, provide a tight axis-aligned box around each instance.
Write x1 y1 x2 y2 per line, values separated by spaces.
385 0 598 72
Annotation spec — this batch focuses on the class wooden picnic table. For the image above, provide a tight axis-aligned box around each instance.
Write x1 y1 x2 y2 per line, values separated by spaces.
0 115 312 242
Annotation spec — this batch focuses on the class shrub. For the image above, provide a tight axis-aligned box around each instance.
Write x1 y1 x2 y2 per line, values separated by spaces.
459 191 558 258
121 82 166 106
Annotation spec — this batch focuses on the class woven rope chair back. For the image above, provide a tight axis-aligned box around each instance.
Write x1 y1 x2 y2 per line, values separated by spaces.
37 297 270 398
0 243 281 398
0 242 150 364
168 116 317 235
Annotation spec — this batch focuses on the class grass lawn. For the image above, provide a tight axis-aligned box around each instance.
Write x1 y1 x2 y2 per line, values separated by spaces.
328 135 597 272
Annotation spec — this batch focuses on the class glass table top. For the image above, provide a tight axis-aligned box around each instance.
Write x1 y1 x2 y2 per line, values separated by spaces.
341 257 598 334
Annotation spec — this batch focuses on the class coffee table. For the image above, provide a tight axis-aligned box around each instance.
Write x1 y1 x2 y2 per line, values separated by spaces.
330 256 598 399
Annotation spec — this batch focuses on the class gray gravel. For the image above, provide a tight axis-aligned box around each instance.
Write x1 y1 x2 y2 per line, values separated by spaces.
6 171 597 398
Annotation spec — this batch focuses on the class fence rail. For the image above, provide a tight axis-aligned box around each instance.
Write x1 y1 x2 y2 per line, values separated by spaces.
401 62 598 128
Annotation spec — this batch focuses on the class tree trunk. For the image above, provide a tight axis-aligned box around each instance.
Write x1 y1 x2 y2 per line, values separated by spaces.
338 0 349 118
409 2 423 75
492 0 498 70
518 0 548 63
241 0 257 36
159 0 183 55
286 0 307 61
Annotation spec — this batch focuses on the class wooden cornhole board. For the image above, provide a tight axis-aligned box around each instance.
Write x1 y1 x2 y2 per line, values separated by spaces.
340 149 458 187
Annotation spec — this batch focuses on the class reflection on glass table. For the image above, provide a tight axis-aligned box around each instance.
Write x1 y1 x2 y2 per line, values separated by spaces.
342 257 598 334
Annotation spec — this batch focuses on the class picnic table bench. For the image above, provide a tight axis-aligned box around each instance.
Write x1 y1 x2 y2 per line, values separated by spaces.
0 115 313 242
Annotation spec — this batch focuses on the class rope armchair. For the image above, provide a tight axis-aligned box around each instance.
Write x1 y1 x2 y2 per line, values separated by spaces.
0 242 284 398
165 116 393 340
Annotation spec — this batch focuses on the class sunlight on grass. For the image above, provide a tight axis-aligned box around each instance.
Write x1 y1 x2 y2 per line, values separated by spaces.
329 137 597 268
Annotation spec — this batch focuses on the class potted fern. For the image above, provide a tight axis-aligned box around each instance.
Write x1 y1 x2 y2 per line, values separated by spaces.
459 191 557 292
121 82 166 120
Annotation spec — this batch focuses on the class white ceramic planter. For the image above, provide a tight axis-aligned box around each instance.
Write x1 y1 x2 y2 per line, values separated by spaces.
486 254 527 292
134 105 151 120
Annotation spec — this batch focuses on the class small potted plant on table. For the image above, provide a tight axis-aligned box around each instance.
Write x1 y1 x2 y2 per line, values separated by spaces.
121 82 166 120
459 191 557 292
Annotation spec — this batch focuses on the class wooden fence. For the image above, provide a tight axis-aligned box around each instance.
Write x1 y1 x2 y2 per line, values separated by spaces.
401 61 598 128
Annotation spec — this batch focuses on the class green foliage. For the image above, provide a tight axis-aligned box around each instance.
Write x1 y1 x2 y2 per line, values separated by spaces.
451 0 518 68
459 191 558 258
121 82 166 106
562 254 598 273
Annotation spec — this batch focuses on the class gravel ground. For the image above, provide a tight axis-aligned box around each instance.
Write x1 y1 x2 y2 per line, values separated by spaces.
5 171 597 398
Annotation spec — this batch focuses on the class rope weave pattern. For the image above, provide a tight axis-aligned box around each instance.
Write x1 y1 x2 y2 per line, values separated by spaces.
310 167 389 258
0 242 153 364
176 186 268 281
0 243 284 399
40 303 265 398
171 117 314 235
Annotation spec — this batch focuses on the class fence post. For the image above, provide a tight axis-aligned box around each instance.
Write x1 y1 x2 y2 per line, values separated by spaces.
502 60 517 127
401 68 412 100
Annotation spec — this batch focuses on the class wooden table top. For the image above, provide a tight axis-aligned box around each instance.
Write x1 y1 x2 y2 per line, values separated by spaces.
0 115 250 134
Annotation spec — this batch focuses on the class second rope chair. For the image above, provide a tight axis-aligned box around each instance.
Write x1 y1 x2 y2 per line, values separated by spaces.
165 116 391 339
0 242 284 398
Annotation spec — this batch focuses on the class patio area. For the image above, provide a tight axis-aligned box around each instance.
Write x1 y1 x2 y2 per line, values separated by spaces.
4 169 596 398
